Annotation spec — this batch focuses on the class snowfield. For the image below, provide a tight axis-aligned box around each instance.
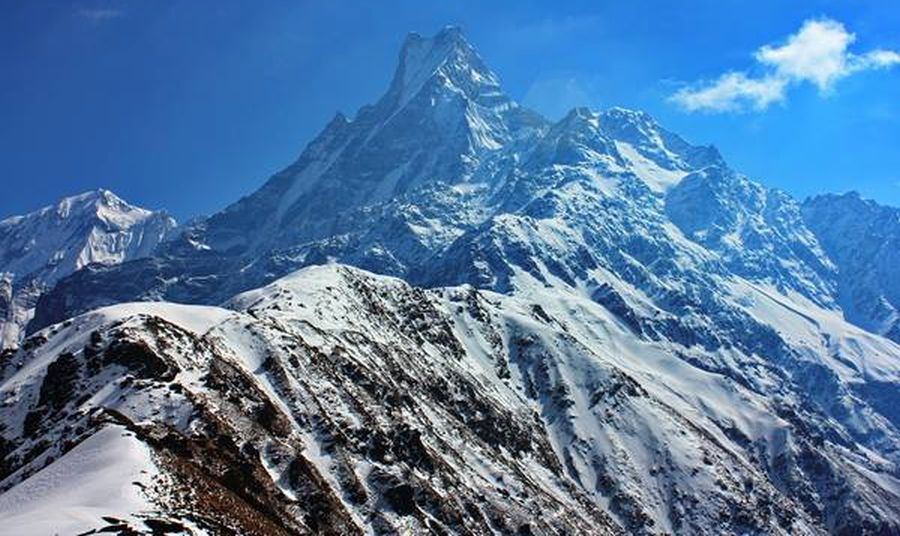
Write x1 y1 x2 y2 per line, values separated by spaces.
0 425 160 535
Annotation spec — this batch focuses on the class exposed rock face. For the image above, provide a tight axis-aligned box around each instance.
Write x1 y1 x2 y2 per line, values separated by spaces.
802 192 900 343
665 166 836 305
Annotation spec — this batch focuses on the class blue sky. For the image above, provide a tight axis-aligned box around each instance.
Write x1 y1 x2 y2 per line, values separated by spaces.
2 1 899 220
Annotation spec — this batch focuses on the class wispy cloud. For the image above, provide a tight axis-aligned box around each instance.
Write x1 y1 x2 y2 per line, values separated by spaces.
522 76 599 119
671 18 900 113
77 7 124 22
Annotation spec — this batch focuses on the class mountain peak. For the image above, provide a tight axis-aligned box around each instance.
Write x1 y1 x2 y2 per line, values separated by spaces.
387 26 502 110
52 188 160 224
1 189 129 227
403 25 465 47
81 188 125 208
598 107 660 139
399 25 470 67
559 106 600 127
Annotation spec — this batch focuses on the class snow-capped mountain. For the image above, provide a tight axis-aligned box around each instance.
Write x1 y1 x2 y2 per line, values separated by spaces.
0 190 175 348
199 26 545 255
2 27 900 535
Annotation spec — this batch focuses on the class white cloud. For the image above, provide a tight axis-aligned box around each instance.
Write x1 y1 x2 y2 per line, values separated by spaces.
851 49 900 71
755 19 855 91
671 18 900 113
671 72 787 112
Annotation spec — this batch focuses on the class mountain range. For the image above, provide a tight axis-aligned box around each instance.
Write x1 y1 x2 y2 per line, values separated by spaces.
1 27 899 535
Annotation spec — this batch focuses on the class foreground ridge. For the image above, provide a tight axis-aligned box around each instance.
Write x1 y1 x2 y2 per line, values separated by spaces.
3 265 900 534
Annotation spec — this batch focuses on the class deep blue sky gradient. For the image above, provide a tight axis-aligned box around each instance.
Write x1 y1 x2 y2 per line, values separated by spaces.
2 1 899 220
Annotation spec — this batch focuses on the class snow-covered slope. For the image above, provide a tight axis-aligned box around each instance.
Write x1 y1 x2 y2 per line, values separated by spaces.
0 424 162 535
665 166 836 305
1 267 619 534
0 190 175 349
5 27 900 534
4 265 900 534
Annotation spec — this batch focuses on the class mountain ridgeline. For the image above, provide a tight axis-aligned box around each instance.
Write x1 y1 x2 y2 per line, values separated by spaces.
2 27 900 535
